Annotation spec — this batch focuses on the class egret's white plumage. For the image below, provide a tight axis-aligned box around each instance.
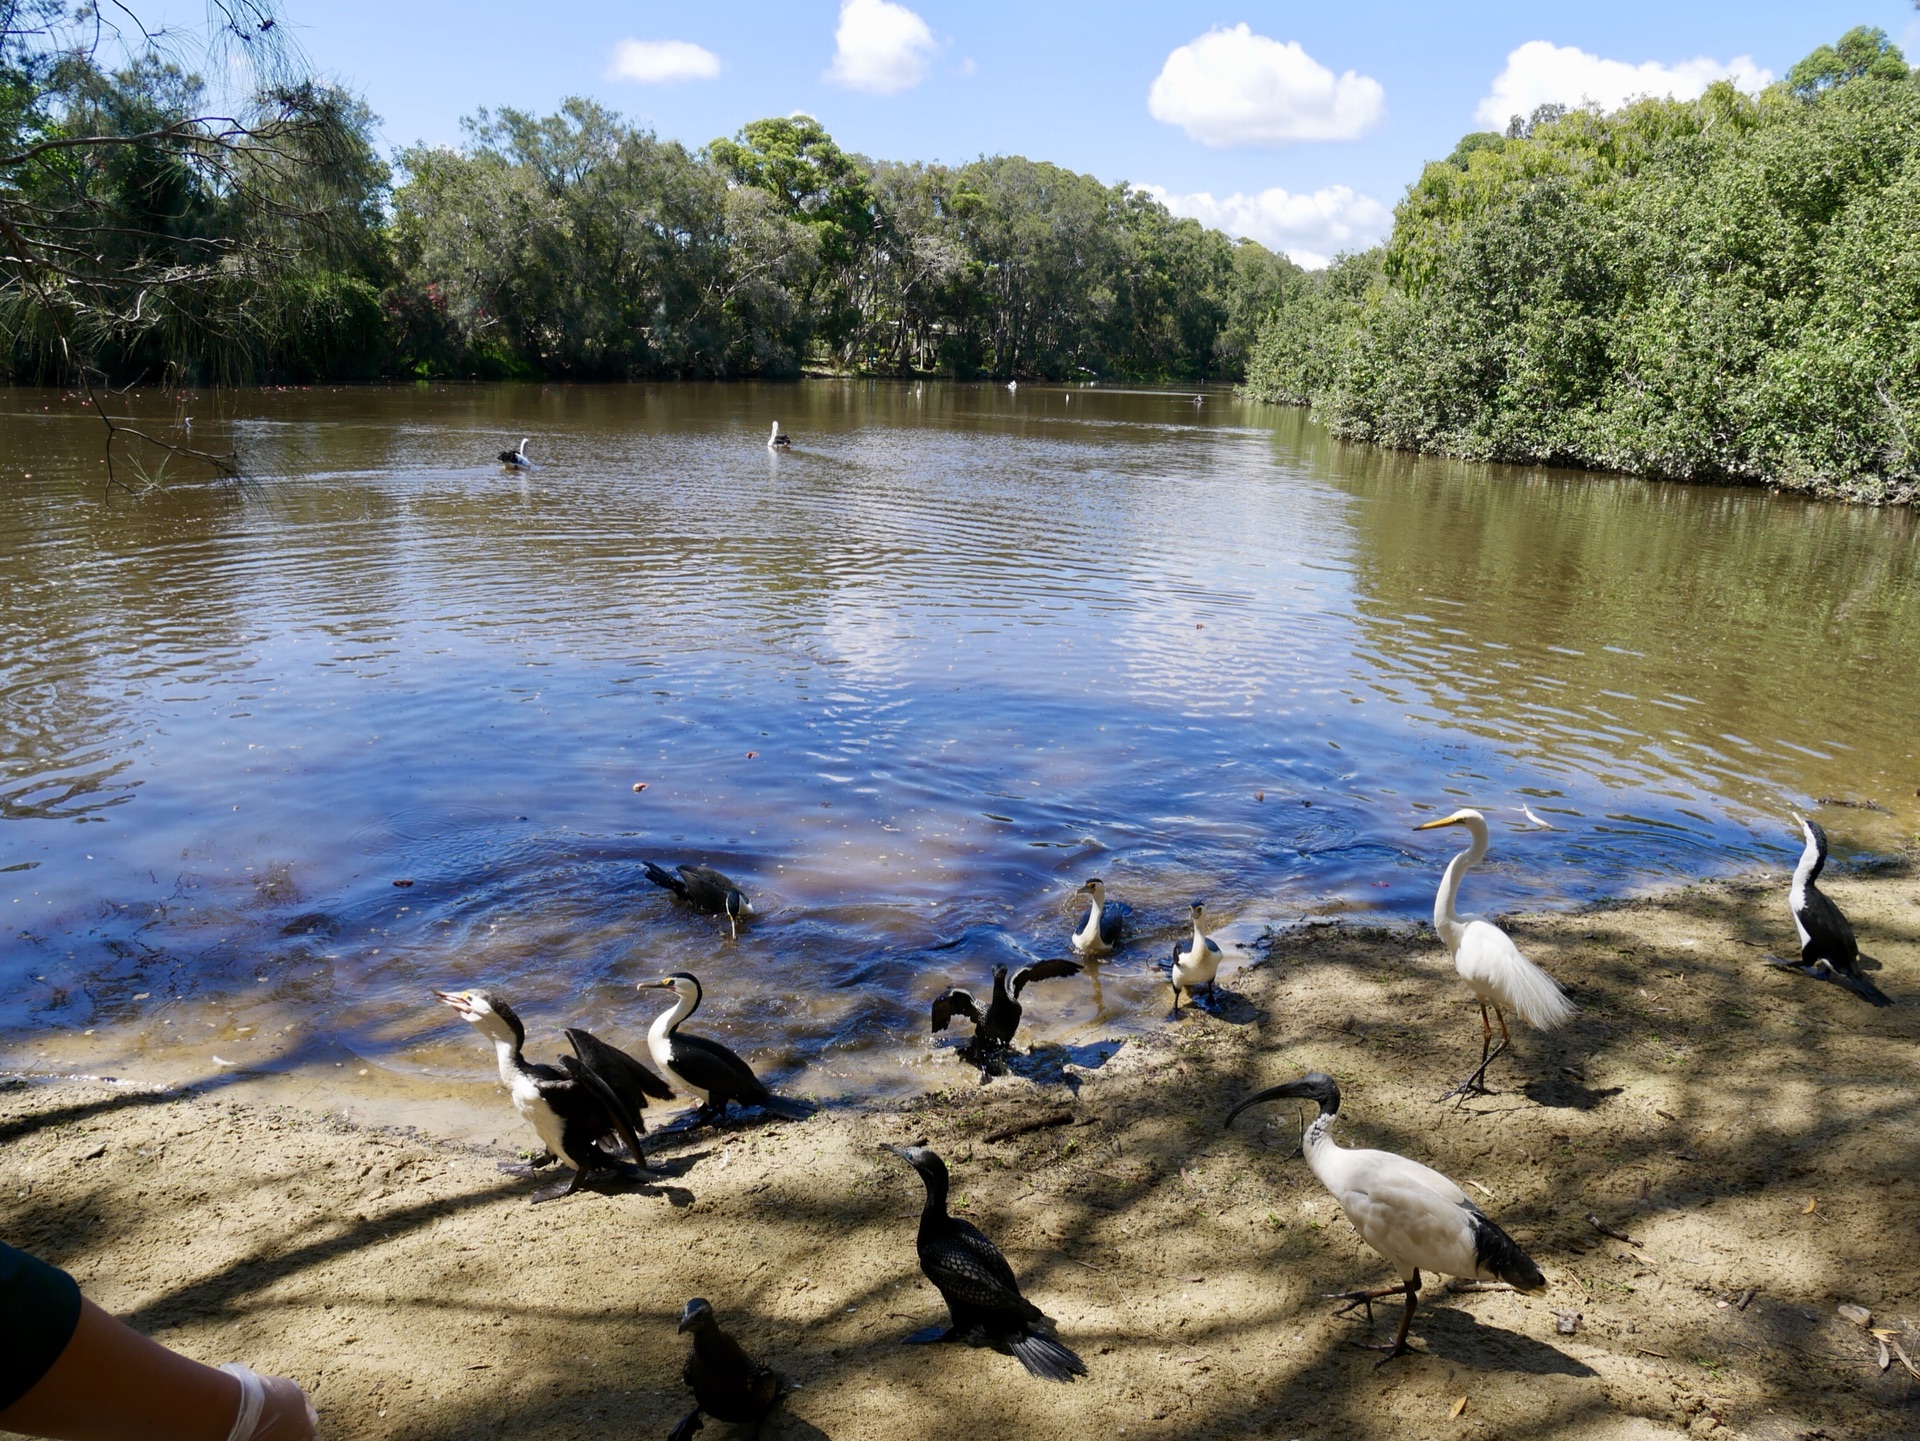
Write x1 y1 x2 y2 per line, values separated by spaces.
1227 1072 1545 1361
1416 808 1573 1099
1168 901 1222 1013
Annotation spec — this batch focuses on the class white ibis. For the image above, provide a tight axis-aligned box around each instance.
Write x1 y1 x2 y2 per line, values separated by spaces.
1766 813 1891 1005
1414 808 1574 1100
1227 1072 1547 1362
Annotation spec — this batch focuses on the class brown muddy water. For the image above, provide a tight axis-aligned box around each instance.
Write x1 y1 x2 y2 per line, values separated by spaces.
2 382 1916 1133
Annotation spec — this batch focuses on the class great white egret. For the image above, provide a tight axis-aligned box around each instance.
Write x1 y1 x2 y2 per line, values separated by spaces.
1766 813 1892 1005
1227 1072 1547 1362
1414 808 1574 1100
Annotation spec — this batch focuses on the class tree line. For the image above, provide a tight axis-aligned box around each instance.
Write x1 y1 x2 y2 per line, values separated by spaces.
1244 27 1920 504
0 8 1299 387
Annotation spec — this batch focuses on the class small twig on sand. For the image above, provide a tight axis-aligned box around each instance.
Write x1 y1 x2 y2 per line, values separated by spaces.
1586 1212 1642 1246
984 1109 1073 1143
1735 1287 1755 1311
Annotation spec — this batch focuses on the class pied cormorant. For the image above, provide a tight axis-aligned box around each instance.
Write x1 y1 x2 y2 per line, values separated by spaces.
1228 1072 1546 1363
1167 900 1223 1014
641 973 814 1125
1070 877 1123 956
1767 812 1892 1005
498 438 531 468
768 422 792 450
438 988 673 1201
643 861 753 939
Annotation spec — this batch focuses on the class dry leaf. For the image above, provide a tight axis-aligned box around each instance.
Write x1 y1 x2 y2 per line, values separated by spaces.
1449 1396 1468 1419
1801 1197 1818 1214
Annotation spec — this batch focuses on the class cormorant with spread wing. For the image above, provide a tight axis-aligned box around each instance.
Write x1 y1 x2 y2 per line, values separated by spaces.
668 1298 781 1441
437 988 673 1202
644 861 753 939
882 1143 1087 1382
641 973 815 1124
1766 813 1892 1005
930 958 1081 1060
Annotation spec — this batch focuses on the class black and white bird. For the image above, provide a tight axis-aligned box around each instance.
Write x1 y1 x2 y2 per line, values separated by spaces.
668 1298 781 1441
643 861 753 939
882 1143 1087 1382
497 437 531 468
1414 808 1574 1100
931 958 1081 1062
1766 813 1891 1006
1167 900 1223 1014
1070 876 1123 956
1226 1072 1547 1363
437 988 673 1202
767 421 792 450
640 973 813 1125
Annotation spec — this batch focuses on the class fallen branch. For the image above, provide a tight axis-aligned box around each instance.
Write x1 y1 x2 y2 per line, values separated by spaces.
1586 1212 1642 1246
984 1109 1073 1143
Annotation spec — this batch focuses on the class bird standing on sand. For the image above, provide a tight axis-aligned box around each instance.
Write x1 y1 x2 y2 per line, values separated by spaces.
1227 1072 1547 1363
1168 900 1223 1014
882 1143 1087 1382
1414 808 1574 1100
437 989 672 1202
931 958 1081 1062
668 1298 780 1441
643 861 753 939
1070 877 1123 956
641 973 814 1125
497 438 531 467
1766 813 1891 1005
767 422 791 450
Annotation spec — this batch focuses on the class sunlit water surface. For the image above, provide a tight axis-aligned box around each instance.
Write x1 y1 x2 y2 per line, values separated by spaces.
3 383 1916 1131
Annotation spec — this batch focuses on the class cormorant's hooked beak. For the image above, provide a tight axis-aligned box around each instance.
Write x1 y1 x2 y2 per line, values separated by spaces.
641 977 679 990
435 989 475 1017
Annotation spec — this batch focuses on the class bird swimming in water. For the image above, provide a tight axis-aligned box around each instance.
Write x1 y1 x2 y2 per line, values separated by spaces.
497 438 531 468
643 862 753 939
437 988 673 1202
931 958 1081 1065
882 1143 1087 1382
767 422 791 450
1070 877 1123 956
1167 900 1223 1014
1414 808 1574 1101
1766 813 1891 1005
641 973 814 1125
1227 1072 1546 1363
668 1298 781 1441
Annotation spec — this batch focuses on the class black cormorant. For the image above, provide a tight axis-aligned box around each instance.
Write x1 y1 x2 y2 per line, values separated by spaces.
668 1297 781 1441
882 1143 1086 1382
438 988 673 1201
1167 900 1223 1014
1767 813 1892 1005
644 862 753 938
641 973 814 1124
497 438 531 468
1227 1072 1546 1363
931 958 1080 1060
1070 876 1123 956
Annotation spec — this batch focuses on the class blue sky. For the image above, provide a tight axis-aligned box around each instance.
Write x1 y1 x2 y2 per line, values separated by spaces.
280 2 1916 265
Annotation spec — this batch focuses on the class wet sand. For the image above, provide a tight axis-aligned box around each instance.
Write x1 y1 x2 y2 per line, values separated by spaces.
4 864 1917 1441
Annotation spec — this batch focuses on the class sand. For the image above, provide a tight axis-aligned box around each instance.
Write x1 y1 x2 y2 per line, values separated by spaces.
4 863 1918 1441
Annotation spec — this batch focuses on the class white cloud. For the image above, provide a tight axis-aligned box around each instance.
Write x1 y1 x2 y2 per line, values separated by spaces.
1144 183 1391 269
824 0 940 94
606 38 722 84
1475 40 1772 128
1148 24 1385 148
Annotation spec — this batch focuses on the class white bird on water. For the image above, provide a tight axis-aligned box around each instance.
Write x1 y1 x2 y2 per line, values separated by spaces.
1227 1072 1547 1363
497 437 531 468
1414 807 1574 1101
767 422 792 450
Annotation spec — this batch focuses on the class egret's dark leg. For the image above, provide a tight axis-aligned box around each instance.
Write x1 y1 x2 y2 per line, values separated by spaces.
1438 1003 1504 1103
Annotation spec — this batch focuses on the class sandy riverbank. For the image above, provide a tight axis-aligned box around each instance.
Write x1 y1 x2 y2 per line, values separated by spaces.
4 864 1918 1441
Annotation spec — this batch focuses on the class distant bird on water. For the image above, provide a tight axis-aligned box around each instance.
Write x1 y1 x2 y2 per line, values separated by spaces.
1167 900 1223 1014
498 437 531 468
1414 808 1574 1101
668 1298 781 1441
882 1143 1087 1382
437 988 673 1202
1766 813 1891 1005
767 421 792 450
643 861 753 939
640 973 814 1125
931 957 1081 1064
1227 1072 1547 1363
1070 877 1124 956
